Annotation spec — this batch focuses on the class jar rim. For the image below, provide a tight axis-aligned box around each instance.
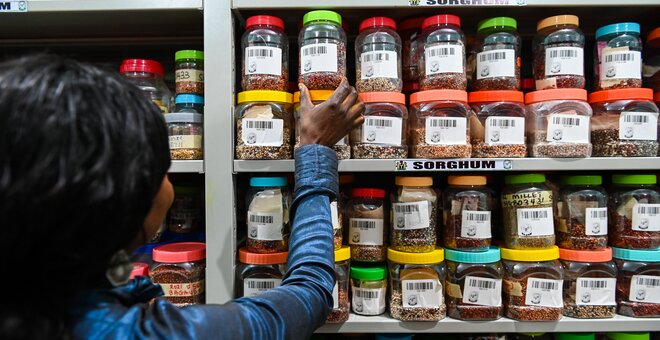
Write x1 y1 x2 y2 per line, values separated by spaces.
239 247 288 265
588 88 654 104
500 246 559 262
388 247 444 265
525 89 587 104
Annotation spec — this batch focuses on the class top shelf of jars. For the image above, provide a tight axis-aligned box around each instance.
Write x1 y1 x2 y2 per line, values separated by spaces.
231 0 657 9
18 0 203 12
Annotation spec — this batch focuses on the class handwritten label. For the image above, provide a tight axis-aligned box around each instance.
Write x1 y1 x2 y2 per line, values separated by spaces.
169 135 202 149
160 280 205 297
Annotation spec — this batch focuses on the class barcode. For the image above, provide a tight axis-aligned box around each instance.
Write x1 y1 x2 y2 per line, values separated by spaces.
395 204 420 213
429 47 455 57
430 119 457 128
590 210 608 218
249 49 273 58
490 119 515 127
352 220 376 229
580 280 608 289
531 280 559 290
605 53 635 63
479 52 507 62
364 53 390 62
468 278 496 289
247 281 275 289
406 282 434 291
624 115 649 123
553 116 580 126
356 290 379 299
250 215 273 224
246 120 273 129
465 212 489 221
638 206 660 215
550 50 578 58
303 46 328 56
636 277 660 286
521 210 549 219
366 119 393 127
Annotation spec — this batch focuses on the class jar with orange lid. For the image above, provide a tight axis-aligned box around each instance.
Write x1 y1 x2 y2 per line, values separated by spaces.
556 175 608 251
532 15 585 90
525 89 592 158
150 242 206 306
293 90 350 159
235 247 287 298
589 88 659 157
327 246 351 323
391 176 437 253
409 90 471 158
468 91 527 158
443 176 494 252
418 14 467 91
351 92 408 159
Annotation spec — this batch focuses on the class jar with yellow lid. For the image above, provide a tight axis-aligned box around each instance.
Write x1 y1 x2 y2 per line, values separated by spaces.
293 90 350 159
391 176 437 253
443 176 494 252
388 247 446 321
235 90 293 160
532 15 585 90
327 246 351 323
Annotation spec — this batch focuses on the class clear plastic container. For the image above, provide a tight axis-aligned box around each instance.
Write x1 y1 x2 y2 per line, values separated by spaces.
391 176 437 253
352 92 408 159
175 94 204 114
595 22 643 91
589 88 659 157
175 50 204 95
473 17 521 91
327 246 351 323
419 15 466 91
532 15 585 90
120 59 172 113
235 248 286 298
399 18 424 83
443 176 494 252
293 90 350 159
351 265 387 316
525 89 593 157
299 10 347 90
242 16 288 92
609 174 660 250
556 176 609 250
150 242 206 306
409 90 471 158
235 90 293 160
348 188 388 262
246 177 291 253
501 246 564 321
166 112 203 160
355 17 402 93
468 91 527 158
169 186 203 233
612 247 660 317
388 248 446 321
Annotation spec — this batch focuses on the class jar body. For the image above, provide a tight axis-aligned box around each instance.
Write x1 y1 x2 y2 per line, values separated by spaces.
122 71 172 113
614 258 660 317
389 261 447 321
473 28 521 91
169 187 203 233
443 185 494 251
502 259 564 321
595 32 643 90
299 21 347 90
556 185 608 250
533 24 585 90
175 102 204 114
351 102 408 159
419 23 467 91
609 184 660 249
347 197 388 262
246 185 291 253
470 100 527 158
176 57 204 95
235 101 293 159
526 99 593 157
295 101 350 159
401 26 421 82
445 260 504 320
351 277 387 316
150 259 205 306
327 259 350 323
242 24 289 91
235 262 285 298
560 259 617 318
590 99 659 157
391 185 437 253
501 183 555 249
355 26 402 92
409 100 471 158
168 121 204 160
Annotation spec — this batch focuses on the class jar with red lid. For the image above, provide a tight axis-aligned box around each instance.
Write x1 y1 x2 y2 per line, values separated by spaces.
355 17 402 93
241 15 288 92
150 242 206 306
399 18 424 83
352 92 408 159
347 188 388 262
469 91 527 158
235 248 287 298
532 15 585 90
419 14 467 91
120 59 173 113
130 262 149 279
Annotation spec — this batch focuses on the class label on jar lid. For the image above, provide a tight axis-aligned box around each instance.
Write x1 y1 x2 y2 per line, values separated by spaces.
485 117 525 145
424 45 464 75
460 210 492 239
576 278 616 306
245 46 283 77
462 276 502 307
629 275 660 304
176 69 204 83
169 135 202 149
332 283 339 309
349 218 384 245
619 112 658 141
600 47 642 82
393 201 430 230
352 287 386 315
360 51 398 79
160 280 205 297
242 118 284 147
244 278 282 297
402 279 442 308
476 49 515 80
632 204 660 231
585 207 608 236
248 211 284 241
425 117 467 145
516 207 554 236
330 201 340 231
525 278 563 308
546 114 589 143
362 116 403 145
545 47 584 77
300 43 338 74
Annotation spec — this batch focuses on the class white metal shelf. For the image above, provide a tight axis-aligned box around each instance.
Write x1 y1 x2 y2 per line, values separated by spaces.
22 0 203 12
170 160 204 174
232 0 658 9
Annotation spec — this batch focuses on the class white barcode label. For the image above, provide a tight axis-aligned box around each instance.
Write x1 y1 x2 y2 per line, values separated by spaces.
424 44 463 75
349 218 384 245
462 276 502 307
585 207 608 236
352 287 386 315
241 118 284 147
362 116 403 145
517 207 554 237
619 112 658 141
402 279 442 308
632 204 660 232
460 210 492 239
576 278 616 306
393 201 430 230
245 46 283 76
485 117 525 145
300 43 338 74
630 275 660 304
476 49 515 80
332 283 339 309
425 117 467 145
525 278 563 308
545 47 584 77
546 114 589 143
330 201 340 231
247 211 284 241
601 49 641 81
243 278 282 297
360 51 398 79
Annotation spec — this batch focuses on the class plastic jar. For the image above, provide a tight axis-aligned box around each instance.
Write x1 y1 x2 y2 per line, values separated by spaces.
399 18 424 82
391 176 437 253
355 17 402 93
235 248 286 298
595 22 643 91
388 248 446 321
352 92 408 159
241 16 288 92
556 176 608 250
409 90 471 158
473 17 521 91
327 246 351 323
589 88 659 157
246 177 291 254
532 15 585 90
293 90 350 159
501 246 564 321
175 50 204 95
174 94 204 114
644 27 660 92
468 91 527 158
609 174 660 250
347 188 388 262
169 186 203 233
299 10 347 90
130 262 149 279
235 90 293 160
612 247 660 317
526 89 593 158
351 265 387 316
120 59 172 113
166 113 203 160
443 176 494 252
419 14 466 91
150 242 206 306
501 174 555 250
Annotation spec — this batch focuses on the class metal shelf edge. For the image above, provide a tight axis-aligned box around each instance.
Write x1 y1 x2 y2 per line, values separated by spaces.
232 0 657 9
170 160 204 173
24 0 203 12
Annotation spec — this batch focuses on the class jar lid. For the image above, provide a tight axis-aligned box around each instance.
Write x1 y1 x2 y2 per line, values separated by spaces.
588 88 654 104
410 90 468 104
395 176 433 187
559 247 612 262
397 17 425 33
612 174 657 185
339 174 355 185
351 188 386 199
606 333 650 340
525 89 587 104
402 82 420 93
387 247 444 265
175 94 205 105
560 175 602 186
335 246 351 262
501 246 560 262
555 334 595 340
130 262 149 279
422 14 461 30
303 10 342 26
120 59 164 76
649 27 660 47
239 247 288 265
448 175 487 186
293 90 334 103
596 22 640 39
250 176 288 187
536 15 579 31
165 112 203 124
174 186 201 195
351 265 387 280
612 247 660 262
358 92 406 105
359 17 396 32
175 49 204 61
246 15 284 30
477 17 517 32
237 90 293 104
445 247 500 264
469 91 524 104
504 173 546 185
153 242 206 263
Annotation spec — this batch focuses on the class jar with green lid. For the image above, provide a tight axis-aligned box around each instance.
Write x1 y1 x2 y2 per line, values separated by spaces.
351 265 387 316
501 174 555 250
246 177 291 254
606 333 650 340
169 186 203 233
532 15 585 90
327 246 351 323
609 174 660 249
443 176 494 252
554 334 594 340
388 248 446 321
175 50 204 95
391 176 437 253
298 10 347 90
556 175 608 250
594 22 643 91
473 17 521 91
293 90 350 160
510 334 552 340
612 247 660 317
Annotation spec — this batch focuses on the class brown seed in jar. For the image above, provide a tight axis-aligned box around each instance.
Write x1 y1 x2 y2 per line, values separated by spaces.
389 290 445 321
352 144 408 159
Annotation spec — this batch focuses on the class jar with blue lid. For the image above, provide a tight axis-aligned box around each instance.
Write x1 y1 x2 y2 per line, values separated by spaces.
175 94 204 114
165 112 203 160
594 22 643 91
612 247 660 317
246 177 291 253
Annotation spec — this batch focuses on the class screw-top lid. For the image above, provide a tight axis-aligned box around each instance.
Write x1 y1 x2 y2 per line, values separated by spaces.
448 175 487 186
606 333 650 340
303 10 342 26
175 94 205 105
237 90 293 104
596 22 641 39
559 247 613 262
560 175 602 186
250 176 288 187
351 265 387 280
422 14 461 30
410 90 468 104
246 15 285 30
612 247 660 262
612 174 657 185
398 17 425 33
588 88 654 104
360 17 396 32
351 188 386 199
478 17 517 32
335 246 351 262
293 90 335 103
388 247 444 264
239 247 288 265
165 112 203 124
525 89 588 104
536 15 579 31
395 176 433 187
469 91 524 104
555 334 595 340
120 59 165 76
152 242 206 263
358 92 406 105
130 262 149 279
445 247 500 264
175 50 204 61
500 246 560 262
504 173 546 185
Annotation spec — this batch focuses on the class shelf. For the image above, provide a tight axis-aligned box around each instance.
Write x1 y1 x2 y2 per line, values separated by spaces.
18 0 203 12
232 0 657 9
170 160 204 173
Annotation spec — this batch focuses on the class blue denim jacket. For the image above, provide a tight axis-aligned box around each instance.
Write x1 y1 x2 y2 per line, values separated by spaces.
70 144 338 339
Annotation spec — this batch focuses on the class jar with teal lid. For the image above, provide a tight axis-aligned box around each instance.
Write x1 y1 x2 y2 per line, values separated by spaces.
594 22 643 91
612 247 660 317
175 49 204 95
556 175 608 250
606 333 650 340
327 246 351 323
175 94 204 114
609 174 660 249
473 17 521 91
445 247 503 321
169 186 203 233
298 10 347 90
351 265 387 316
246 177 291 254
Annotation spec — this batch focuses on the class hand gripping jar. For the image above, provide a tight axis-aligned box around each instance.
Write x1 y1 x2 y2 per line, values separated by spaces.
352 92 408 159
595 22 643 91
120 59 172 113
166 112 203 161
235 248 286 298
235 90 293 160
556 176 608 250
175 94 204 114
351 264 387 316
473 17 521 91
355 17 402 93
299 10 347 90
388 247 446 321
612 247 660 317
443 176 494 252
418 14 467 91
293 90 350 159
532 15 585 90
409 90 471 158
468 91 527 158
347 188 388 262
589 88 659 157
445 247 504 321
150 242 206 306
526 89 593 158
327 246 351 323
501 246 564 321
246 177 291 254
399 17 424 82
175 50 204 95
391 176 437 253
609 174 660 250
241 15 288 92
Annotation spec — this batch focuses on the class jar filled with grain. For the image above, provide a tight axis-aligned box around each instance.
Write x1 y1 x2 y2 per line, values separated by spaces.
246 177 291 254
169 186 203 233
612 247 660 317
327 246 351 323
352 92 408 159
241 15 288 91
419 14 466 91
556 175 608 250
355 16 402 93
166 113 203 160
532 15 585 90
399 18 424 83
347 188 388 262
293 90 350 159
351 265 388 316
391 176 437 253
443 176 494 252
594 22 643 91
469 91 526 158
235 248 286 298
299 10 347 90
120 59 172 113
609 174 660 250
175 50 204 95
150 242 206 306
473 17 521 91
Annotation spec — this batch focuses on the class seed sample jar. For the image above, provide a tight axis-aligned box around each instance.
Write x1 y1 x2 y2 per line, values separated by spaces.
246 177 291 254
347 188 387 262
299 10 347 90
352 92 408 159
166 113 203 160
399 18 424 83
556 176 608 250
409 90 471 158
501 246 564 321
589 88 659 157
235 90 293 160
175 94 204 114
526 89 593 157
473 17 521 91
388 248 446 321
595 22 643 91
328 246 351 323
293 90 350 159
150 242 206 306
419 14 466 91
445 247 503 321
175 50 204 95
469 91 527 158
351 265 387 316
443 176 494 252
612 247 660 317
120 59 172 113
532 15 585 90
355 17 402 93
501 174 555 250
391 177 437 253
242 16 288 92
235 248 286 298
169 186 203 233
609 174 660 250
